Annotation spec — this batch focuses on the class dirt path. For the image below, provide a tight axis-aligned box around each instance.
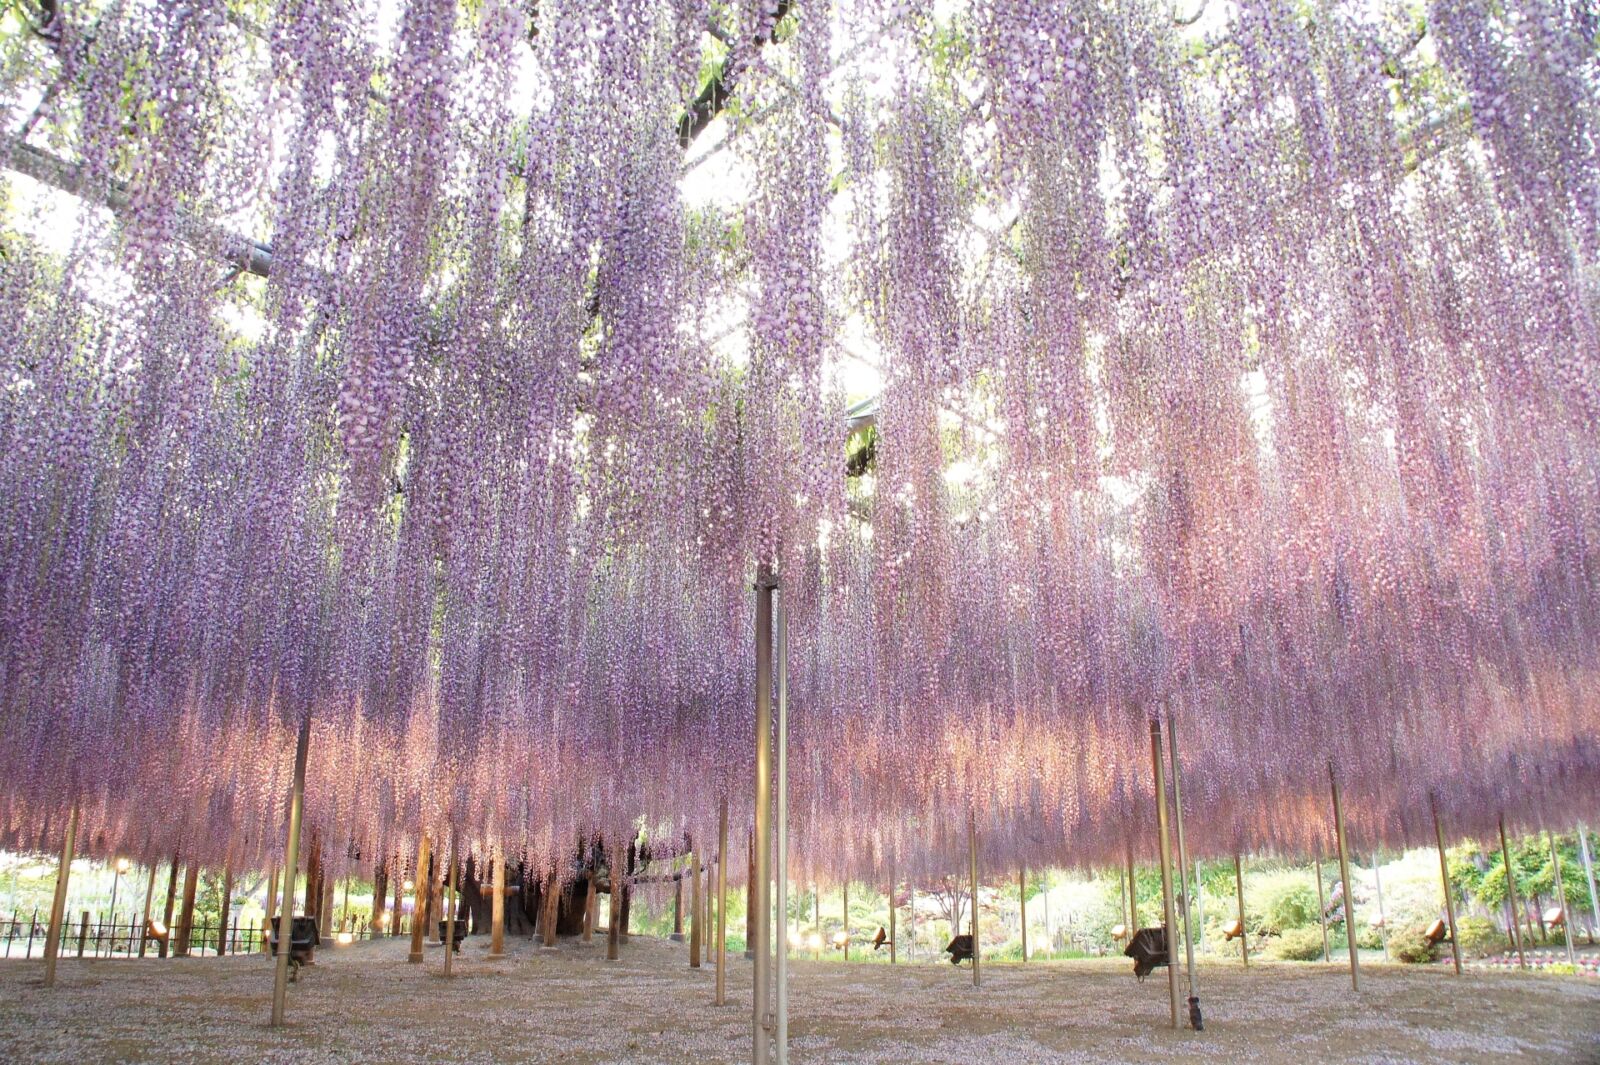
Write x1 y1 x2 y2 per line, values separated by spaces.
1 933 1596 1063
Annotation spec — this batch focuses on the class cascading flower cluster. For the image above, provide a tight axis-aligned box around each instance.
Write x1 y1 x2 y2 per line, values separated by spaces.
0 0 1596 893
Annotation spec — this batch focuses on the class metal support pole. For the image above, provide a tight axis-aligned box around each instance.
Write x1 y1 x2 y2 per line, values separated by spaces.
752 565 775 1062
43 805 78 987
1499 815 1526 968
968 813 980 988
1330 761 1360 990
1150 720 1179 1029
408 835 430 963
775 593 789 1065
1168 712 1201 1029
716 798 728 1005
270 715 311 1027
1234 854 1248 967
1551 831 1575 965
1579 827 1599 945
1428 792 1462 975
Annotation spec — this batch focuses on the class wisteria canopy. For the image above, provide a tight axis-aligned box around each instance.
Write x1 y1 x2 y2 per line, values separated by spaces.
0 0 1596 892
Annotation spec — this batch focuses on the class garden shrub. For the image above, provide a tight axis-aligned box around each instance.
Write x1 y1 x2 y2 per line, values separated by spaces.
1273 925 1328 961
1454 916 1505 958
1257 876 1320 934
1388 926 1436 964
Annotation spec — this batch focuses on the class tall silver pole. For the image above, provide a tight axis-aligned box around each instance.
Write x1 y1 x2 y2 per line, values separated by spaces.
752 565 775 1064
775 594 789 1065
271 715 311 1027
1166 712 1200 1029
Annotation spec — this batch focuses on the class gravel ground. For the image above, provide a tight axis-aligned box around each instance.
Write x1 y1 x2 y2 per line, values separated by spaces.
1 933 1597 1063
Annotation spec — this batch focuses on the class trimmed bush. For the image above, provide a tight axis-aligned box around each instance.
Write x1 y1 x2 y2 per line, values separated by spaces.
1258 877 1320 934
1454 916 1505 958
1389 926 1436 964
1273 925 1328 961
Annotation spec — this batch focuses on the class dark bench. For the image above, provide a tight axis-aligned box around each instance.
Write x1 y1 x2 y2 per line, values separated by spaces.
1124 926 1169 980
438 918 468 950
269 916 320 980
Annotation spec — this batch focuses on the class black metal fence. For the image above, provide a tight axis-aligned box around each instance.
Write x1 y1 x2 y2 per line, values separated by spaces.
0 911 410 959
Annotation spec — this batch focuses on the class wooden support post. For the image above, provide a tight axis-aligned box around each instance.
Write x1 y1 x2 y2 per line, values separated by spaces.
265 866 279 933
1313 841 1330 963
1125 840 1137 929
217 864 233 956
489 848 506 958
968 813 980 988
174 862 199 957
443 836 459 977
1580 827 1600 946
541 867 559 949
160 854 178 959
1150 720 1179 1029
582 875 596 942
304 839 321 923
716 798 728 1005
842 880 850 961
689 849 702 968
671 874 685 942
1428 793 1462 974
407 835 430 964
321 874 335 933
1168 712 1201 1029
1372 853 1390 962
371 855 388 937
620 839 636 943
76 910 89 958
1329 760 1359 991
1019 868 1028 962
270 714 311 1027
606 870 621 962
888 857 897 965
1234 854 1248 967
744 828 756 961
139 862 158 959
391 863 403 937
1550 831 1576 966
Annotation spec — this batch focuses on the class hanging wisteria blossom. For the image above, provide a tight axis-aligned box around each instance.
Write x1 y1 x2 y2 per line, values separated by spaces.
0 0 1595 895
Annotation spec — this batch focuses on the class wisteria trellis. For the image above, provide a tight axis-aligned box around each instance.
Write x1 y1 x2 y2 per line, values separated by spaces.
0 0 1596 894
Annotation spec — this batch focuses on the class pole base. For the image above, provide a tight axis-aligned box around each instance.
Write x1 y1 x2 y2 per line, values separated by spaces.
486 952 507 960
407 952 423 963
1187 996 1204 1032
669 933 686 942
